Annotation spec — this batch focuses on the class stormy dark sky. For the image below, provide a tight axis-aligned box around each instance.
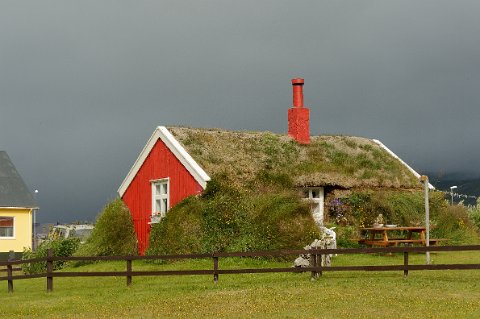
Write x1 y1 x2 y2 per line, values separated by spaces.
1 1 479 223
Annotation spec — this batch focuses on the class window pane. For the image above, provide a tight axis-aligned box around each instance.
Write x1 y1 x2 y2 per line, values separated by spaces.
162 198 168 213
312 190 318 198
152 181 169 215
0 217 13 227
0 228 9 237
0 217 13 237
304 190 309 198
162 183 168 194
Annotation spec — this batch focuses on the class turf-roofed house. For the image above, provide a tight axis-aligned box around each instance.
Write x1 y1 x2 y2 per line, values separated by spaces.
118 79 426 254
0 151 37 256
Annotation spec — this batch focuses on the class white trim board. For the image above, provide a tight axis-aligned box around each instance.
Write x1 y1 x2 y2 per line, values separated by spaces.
118 126 211 197
373 139 434 190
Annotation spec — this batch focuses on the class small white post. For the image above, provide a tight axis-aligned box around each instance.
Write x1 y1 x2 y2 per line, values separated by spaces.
420 176 430 265
450 186 457 205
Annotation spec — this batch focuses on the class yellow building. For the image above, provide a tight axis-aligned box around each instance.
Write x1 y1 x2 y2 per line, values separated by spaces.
0 151 37 253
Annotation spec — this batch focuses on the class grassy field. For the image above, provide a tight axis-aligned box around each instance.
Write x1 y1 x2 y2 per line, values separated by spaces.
1 251 480 318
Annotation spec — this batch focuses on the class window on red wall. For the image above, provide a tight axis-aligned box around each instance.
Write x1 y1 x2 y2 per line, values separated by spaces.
0 217 14 238
152 179 169 218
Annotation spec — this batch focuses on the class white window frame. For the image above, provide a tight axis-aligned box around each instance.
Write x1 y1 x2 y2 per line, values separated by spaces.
0 216 15 239
151 178 170 218
303 188 323 200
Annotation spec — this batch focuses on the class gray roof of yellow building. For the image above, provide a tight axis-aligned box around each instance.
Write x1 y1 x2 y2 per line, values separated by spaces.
0 151 37 208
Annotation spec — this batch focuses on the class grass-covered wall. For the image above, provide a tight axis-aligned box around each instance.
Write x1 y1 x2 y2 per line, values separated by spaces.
147 175 319 255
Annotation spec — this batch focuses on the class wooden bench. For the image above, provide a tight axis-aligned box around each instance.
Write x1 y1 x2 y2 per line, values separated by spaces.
361 239 422 247
388 239 424 245
361 238 447 247
428 238 448 245
363 240 391 247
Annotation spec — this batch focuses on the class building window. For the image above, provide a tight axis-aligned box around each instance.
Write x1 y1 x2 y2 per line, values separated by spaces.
0 217 14 238
152 179 169 218
303 188 322 200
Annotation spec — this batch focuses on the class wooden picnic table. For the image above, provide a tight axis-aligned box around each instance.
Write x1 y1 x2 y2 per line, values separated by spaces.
359 226 444 247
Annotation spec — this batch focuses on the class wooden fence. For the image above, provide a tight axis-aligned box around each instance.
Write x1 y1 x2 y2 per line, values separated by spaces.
1 245 479 293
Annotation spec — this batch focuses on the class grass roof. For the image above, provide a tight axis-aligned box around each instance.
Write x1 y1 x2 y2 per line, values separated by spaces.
168 127 421 190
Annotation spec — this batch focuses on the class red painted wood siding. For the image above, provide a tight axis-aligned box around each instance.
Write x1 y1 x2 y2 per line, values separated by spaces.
122 138 204 254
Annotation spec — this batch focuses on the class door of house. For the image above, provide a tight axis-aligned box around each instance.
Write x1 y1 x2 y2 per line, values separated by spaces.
303 187 324 225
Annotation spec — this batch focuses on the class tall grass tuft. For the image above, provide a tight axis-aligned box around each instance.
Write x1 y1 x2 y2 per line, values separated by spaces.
74 198 138 260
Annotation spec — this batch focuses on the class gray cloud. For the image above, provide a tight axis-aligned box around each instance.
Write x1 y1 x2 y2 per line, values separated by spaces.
1 1 479 222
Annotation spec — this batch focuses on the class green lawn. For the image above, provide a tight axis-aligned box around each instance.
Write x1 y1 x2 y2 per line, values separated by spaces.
1 251 480 318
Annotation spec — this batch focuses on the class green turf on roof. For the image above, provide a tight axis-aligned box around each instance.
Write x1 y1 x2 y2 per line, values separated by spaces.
168 127 421 190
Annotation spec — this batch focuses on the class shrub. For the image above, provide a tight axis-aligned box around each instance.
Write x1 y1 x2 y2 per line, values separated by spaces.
148 196 204 256
328 191 443 228
432 204 478 245
75 198 138 259
333 225 362 248
468 199 480 230
22 238 80 274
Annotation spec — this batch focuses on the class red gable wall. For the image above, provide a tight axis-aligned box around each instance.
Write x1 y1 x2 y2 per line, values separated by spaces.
122 138 203 254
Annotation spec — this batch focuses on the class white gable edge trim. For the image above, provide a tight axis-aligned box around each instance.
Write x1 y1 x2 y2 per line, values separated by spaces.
159 126 211 186
117 126 211 197
373 139 434 190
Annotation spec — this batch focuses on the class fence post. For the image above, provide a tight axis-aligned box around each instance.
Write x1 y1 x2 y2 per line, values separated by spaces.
310 249 317 280
403 251 409 278
7 250 15 293
318 252 323 278
213 253 219 284
126 256 132 286
46 248 53 292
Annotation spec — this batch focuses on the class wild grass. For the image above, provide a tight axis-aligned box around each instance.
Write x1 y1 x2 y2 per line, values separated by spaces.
1 252 480 318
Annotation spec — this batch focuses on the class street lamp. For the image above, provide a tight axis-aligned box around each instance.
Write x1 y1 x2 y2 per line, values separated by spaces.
33 189 39 251
450 186 457 205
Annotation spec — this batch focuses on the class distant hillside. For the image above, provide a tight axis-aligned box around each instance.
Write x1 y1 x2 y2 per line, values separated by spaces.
426 172 480 205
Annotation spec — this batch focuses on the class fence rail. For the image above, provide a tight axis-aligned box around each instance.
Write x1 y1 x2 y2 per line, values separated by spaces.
1 245 479 293
0 267 21 273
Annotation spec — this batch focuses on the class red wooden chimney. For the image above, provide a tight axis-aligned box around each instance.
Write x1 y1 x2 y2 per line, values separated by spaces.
288 78 310 144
